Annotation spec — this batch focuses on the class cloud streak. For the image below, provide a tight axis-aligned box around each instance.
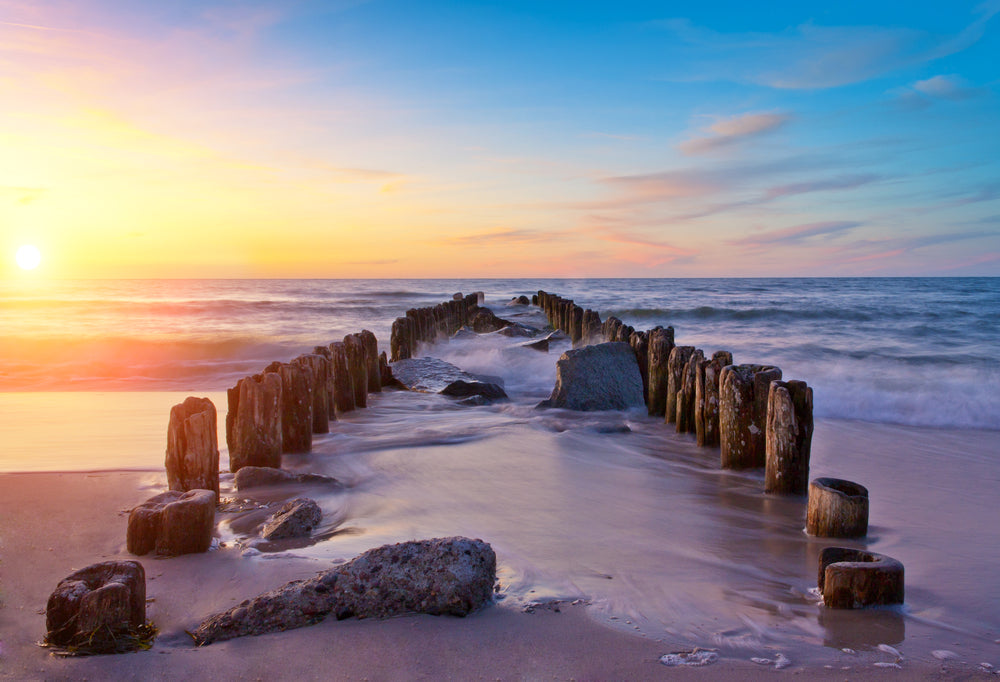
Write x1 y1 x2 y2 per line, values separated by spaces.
679 112 789 155
730 221 862 247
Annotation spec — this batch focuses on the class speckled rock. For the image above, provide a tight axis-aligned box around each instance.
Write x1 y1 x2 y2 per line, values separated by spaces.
260 498 322 540
538 342 645 411
193 537 496 644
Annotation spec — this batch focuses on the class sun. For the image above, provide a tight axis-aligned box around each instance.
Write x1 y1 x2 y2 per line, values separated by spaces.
16 244 42 270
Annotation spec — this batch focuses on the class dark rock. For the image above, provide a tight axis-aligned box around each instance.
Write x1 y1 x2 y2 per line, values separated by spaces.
518 338 549 352
194 537 496 644
469 308 511 333
506 295 530 306
495 324 533 338
45 560 147 653
440 380 508 404
390 357 486 393
451 326 479 340
165 396 220 496
538 342 645 411
127 489 216 556
260 498 322 540
234 466 339 490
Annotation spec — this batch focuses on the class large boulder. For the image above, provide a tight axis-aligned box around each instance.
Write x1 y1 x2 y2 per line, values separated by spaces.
194 537 496 644
538 342 645 411
45 560 147 654
127 489 216 556
165 396 220 496
260 498 322 540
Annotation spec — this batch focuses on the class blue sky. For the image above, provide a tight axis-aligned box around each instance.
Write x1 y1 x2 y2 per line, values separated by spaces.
2 0 998 276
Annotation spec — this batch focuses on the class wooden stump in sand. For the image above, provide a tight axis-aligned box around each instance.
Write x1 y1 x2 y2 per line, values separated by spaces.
629 330 649 405
390 317 412 362
764 380 814 494
807 478 869 537
263 361 312 453
818 547 903 609
646 326 675 417
328 341 356 414
343 334 369 408
570 305 584 347
228 372 283 473
675 348 704 433
165 396 220 496
293 353 331 434
665 346 696 425
695 351 731 447
582 309 603 345
360 329 382 393
719 364 781 469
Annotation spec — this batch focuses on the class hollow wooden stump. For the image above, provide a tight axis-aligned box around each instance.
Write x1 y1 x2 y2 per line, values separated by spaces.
807 478 869 537
719 364 781 468
646 327 675 417
764 380 814 494
818 547 904 609
695 351 731 447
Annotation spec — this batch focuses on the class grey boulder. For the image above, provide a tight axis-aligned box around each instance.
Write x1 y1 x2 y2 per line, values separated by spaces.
538 342 645 411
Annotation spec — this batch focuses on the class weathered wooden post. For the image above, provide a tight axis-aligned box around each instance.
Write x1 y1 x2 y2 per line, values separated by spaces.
719 364 782 468
263 361 312 453
343 334 369 408
629 330 649 405
646 326 675 416
312 346 337 419
293 354 331 434
165 396 220 496
807 478 869 537
675 348 704 433
360 329 381 393
328 341 355 414
694 351 731 447
664 346 696 425
390 317 410 362
582 309 602 345
228 372 283 473
764 380 814 494
570 306 584 346
818 547 904 608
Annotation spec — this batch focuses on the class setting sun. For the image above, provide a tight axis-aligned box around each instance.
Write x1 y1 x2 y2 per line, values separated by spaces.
15 244 41 270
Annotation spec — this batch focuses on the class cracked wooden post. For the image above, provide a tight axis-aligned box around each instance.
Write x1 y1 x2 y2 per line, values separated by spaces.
675 348 704 433
645 326 675 417
165 396 220 496
582 309 602 345
328 341 355 414
629 330 649 405
695 351 731 447
665 346 696 425
719 364 782 469
292 353 330 435
360 329 381 393
227 372 283 473
764 380 814 494
312 346 337 420
570 305 584 347
807 478 869 537
390 317 411 362
264 361 312 453
343 334 368 408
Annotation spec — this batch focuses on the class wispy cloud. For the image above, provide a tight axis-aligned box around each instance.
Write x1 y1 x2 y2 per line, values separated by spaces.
890 74 982 109
433 228 558 247
679 112 789 155
730 221 862 247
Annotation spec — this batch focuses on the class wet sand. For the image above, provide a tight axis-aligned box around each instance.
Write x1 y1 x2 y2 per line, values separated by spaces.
1 424 996 679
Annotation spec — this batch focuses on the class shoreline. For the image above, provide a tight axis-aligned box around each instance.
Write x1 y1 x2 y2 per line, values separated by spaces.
1 469 991 680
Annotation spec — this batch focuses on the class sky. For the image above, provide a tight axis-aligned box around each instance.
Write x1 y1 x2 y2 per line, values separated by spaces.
1 0 999 278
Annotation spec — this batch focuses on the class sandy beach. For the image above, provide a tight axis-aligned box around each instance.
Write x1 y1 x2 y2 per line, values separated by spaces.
2 418 996 680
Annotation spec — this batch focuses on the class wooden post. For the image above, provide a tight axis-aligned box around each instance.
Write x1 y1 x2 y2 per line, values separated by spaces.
764 380 814 494
807 478 869 537
264 361 313 452
818 548 903 608
165 396 220 496
360 329 381 393
582 309 602 345
228 372 283 473
719 364 782 468
292 354 330 434
694 351 731 447
675 349 704 433
328 341 355 414
646 326 675 417
390 317 410 362
570 306 584 347
343 334 368 408
665 346 696 425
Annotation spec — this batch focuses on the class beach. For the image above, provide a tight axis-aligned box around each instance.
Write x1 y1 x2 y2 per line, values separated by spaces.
1 278 998 679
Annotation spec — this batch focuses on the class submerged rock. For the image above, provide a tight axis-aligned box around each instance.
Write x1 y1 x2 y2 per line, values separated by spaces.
46 560 147 654
469 308 511 333
234 466 340 490
440 379 509 404
390 357 491 393
260 498 322 540
194 537 496 644
538 342 645 411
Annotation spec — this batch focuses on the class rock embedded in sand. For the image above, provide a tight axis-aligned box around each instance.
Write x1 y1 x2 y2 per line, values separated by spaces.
260 497 322 540
46 560 147 654
764 380 814 495
228 372 283 473
193 537 497 644
806 477 869 537
719 364 782 469
818 547 904 609
165 396 220 496
538 342 645 411
127 489 216 556
390 356 491 394
234 466 339 489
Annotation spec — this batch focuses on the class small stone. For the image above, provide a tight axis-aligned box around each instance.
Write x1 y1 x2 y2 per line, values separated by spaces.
932 650 958 661
260 498 322 540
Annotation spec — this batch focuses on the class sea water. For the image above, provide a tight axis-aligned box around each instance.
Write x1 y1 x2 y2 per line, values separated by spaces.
1 278 998 663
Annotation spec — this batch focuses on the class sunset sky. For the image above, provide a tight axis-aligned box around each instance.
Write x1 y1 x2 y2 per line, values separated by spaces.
2 0 999 278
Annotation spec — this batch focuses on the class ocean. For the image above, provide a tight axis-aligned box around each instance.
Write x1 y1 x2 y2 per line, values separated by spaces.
1 277 998 664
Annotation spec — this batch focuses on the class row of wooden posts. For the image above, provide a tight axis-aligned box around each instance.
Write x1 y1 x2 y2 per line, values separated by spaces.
389 292 484 362
535 290 815 496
